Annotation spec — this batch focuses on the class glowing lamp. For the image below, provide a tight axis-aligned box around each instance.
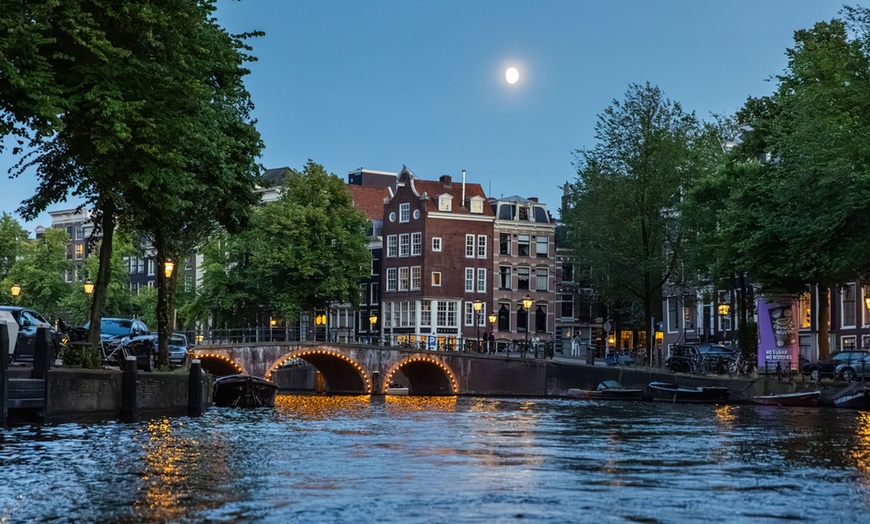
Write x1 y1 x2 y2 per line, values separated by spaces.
522 295 533 310
164 259 175 278
11 283 21 297
718 303 730 316
83 280 95 296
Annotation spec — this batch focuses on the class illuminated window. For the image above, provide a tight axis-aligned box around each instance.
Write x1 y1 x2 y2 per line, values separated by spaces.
432 272 441 286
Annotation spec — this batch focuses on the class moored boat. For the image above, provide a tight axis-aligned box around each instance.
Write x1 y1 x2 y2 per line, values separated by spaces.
833 384 870 410
649 382 730 404
565 380 644 401
386 382 410 396
752 390 821 407
213 374 279 407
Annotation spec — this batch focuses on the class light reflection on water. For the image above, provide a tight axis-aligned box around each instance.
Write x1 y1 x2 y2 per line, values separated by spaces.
2 396 870 523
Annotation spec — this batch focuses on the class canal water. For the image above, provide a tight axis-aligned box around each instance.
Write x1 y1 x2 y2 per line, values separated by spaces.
2 396 870 523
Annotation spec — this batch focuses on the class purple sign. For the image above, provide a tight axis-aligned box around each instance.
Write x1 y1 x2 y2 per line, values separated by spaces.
757 297 799 370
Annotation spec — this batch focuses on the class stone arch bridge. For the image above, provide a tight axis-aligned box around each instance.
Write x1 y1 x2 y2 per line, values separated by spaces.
191 342 585 396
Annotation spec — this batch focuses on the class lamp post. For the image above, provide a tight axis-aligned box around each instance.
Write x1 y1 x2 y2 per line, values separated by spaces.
11 283 21 304
488 312 497 354
472 299 482 352
164 259 175 279
522 295 533 358
369 313 378 345
315 313 326 342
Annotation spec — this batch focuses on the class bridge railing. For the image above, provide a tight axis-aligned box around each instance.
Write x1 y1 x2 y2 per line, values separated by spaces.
184 327 547 355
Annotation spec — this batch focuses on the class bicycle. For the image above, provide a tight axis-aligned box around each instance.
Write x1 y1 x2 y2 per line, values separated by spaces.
728 353 756 378
691 353 708 376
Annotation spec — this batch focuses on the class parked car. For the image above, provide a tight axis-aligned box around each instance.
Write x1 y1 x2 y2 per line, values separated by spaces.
801 350 870 381
151 332 192 367
84 318 157 372
0 305 63 364
666 344 737 374
835 354 870 381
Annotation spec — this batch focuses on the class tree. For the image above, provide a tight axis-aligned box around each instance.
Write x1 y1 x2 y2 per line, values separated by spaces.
251 161 371 321
564 83 721 356
1 1 262 351
719 10 870 359
0 228 73 320
0 212 29 280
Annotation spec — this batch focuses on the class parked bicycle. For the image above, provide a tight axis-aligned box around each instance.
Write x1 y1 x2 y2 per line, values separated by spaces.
728 353 756 378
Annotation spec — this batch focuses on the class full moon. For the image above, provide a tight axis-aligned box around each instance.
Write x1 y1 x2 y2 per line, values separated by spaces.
505 67 519 84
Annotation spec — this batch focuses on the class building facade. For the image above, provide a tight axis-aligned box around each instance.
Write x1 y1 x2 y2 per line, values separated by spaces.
380 168 494 349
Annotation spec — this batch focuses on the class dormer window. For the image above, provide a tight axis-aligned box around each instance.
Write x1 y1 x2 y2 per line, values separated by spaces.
438 194 453 212
469 196 484 214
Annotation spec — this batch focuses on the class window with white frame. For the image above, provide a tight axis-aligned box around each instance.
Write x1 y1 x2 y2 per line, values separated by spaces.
536 236 548 257
477 268 486 293
370 283 379 305
518 267 530 291
421 301 431 326
386 268 397 292
399 234 410 257
411 232 422 256
477 235 487 258
683 296 696 330
432 238 442 252
359 284 367 305
465 302 475 326
535 267 547 291
843 335 857 350
466 234 475 257
499 266 511 290
432 272 441 286
842 283 857 327
499 233 511 255
465 268 475 292
518 235 530 256
147 259 156 276
399 267 409 291
411 266 421 290
437 302 448 327
399 203 410 223
387 235 398 258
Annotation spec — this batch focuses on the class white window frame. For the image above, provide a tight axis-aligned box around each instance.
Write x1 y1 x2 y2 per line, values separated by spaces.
399 233 410 257
432 272 442 286
387 235 398 258
477 268 486 293
465 234 475 258
386 268 397 292
399 203 410 223
535 267 548 292
536 236 548 257
411 232 422 256
842 282 857 328
465 268 475 292
370 283 379 305
432 237 442 252
411 266 421 291
477 235 487 258
399 267 409 291
465 302 475 326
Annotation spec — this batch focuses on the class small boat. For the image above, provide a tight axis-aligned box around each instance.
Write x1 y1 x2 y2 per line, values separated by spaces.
386 382 409 396
565 380 644 401
833 383 870 410
649 382 730 404
752 390 821 407
213 374 279 407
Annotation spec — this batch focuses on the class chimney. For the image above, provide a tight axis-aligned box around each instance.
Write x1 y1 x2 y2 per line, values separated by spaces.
439 174 452 187
529 197 538 203
461 170 466 209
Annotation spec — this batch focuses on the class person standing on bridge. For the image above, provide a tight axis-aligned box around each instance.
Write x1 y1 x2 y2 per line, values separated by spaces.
571 333 580 357
488 331 495 354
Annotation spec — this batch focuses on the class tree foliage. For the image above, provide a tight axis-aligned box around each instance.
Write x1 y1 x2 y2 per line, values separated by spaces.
0 212 29 279
0 228 72 320
564 83 721 349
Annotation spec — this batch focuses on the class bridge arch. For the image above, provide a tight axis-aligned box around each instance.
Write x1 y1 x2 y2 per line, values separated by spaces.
266 348 371 395
194 351 245 376
383 355 458 395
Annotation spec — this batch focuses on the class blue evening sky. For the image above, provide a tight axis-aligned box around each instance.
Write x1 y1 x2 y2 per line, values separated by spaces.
0 0 859 232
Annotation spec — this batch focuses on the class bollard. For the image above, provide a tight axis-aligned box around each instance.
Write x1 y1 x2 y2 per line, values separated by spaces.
188 359 203 417
122 355 138 420
0 323 8 426
32 325 51 380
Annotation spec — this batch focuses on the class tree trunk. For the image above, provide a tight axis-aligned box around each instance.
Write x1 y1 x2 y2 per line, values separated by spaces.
818 284 830 360
87 200 116 347
155 233 175 369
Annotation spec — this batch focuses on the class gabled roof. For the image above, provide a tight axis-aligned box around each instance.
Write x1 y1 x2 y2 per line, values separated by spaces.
347 184 390 221
395 167 494 217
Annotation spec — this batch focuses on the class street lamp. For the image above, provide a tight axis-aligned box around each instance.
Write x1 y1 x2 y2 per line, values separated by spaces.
488 312 497 354
473 299 482 351
83 279 94 296
718 302 730 345
164 259 175 279
11 283 20 303
369 313 378 345
315 313 326 341
522 295 533 357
